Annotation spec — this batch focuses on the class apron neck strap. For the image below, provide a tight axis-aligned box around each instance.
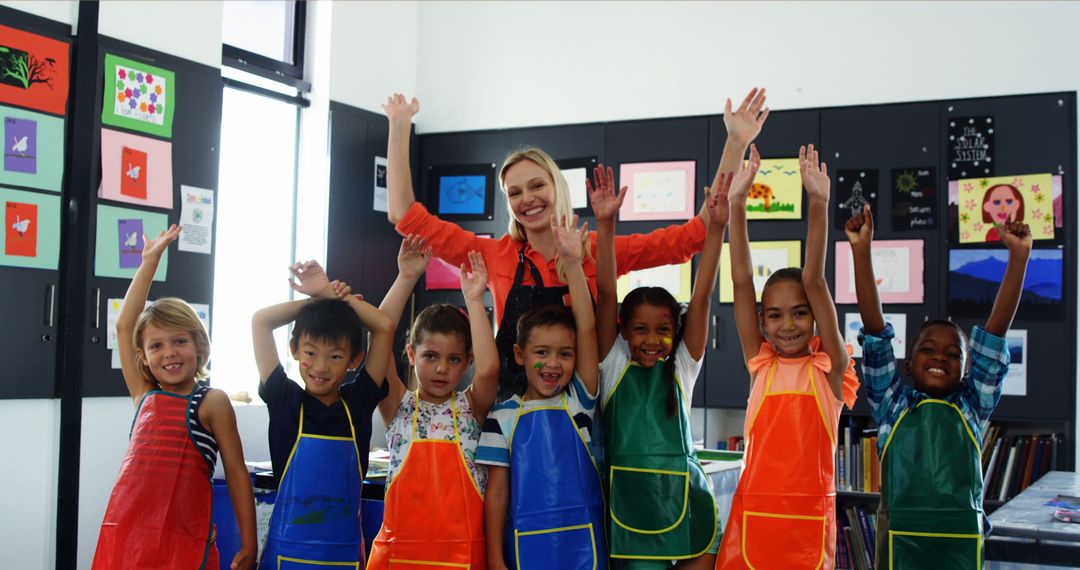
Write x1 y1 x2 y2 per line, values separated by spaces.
411 390 460 443
511 241 546 290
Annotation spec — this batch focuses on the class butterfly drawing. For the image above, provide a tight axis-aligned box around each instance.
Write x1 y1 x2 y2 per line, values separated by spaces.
124 231 139 248
10 135 28 154
126 163 141 181
11 215 30 236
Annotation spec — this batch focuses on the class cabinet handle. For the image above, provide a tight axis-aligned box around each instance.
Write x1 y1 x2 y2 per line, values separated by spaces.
711 315 718 350
92 288 100 329
45 284 55 327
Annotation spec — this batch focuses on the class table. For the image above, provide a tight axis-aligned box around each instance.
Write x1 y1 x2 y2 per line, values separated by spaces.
987 471 1080 566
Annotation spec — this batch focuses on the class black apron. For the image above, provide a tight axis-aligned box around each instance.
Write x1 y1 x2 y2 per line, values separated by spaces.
494 243 569 401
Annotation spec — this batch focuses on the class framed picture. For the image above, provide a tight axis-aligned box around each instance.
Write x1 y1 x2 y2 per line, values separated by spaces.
952 173 1056 243
834 240 924 304
718 240 802 303
427 163 496 221
101 53 175 139
0 24 70 116
891 167 937 230
555 156 597 216
616 261 693 303
844 312 907 359
0 104 65 192
746 158 802 220
835 169 879 230
949 175 1062 234
618 160 696 221
98 128 174 209
948 248 1062 318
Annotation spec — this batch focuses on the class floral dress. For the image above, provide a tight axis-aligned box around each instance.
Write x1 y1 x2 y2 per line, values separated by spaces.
385 390 487 493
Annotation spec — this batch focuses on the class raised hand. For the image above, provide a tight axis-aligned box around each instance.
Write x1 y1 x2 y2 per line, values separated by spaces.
397 234 432 280
381 92 420 123
998 220 1033 254
707 173 733 228
141 224 181 262
800 144 830 203
586 163 627 221
845 204 875 248
723 87 770 146
552 214 588 264
727 144 761 204
460 251 489 302
328 280 354 300
288 260 333 298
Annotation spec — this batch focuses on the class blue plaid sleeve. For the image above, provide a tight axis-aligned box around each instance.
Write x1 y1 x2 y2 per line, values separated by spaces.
957 326 1010 425
859 323 910 453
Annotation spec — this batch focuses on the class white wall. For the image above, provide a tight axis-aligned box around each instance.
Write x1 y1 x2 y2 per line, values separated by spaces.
328 0 418 113
98 1 223 69
0 400 61 569
412 1 1080 133
1 0 76 25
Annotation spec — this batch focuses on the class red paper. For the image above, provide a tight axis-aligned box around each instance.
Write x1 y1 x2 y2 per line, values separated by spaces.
120 146 148 199
0 25 70 116
5 200 37 257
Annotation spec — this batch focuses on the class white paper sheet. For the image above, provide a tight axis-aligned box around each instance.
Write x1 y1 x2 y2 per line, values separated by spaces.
178 185 214 254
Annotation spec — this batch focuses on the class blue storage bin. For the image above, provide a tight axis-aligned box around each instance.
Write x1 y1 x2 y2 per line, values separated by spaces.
212 479 242 564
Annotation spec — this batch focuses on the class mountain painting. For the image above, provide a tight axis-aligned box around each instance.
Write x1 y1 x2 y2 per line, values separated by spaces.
948 248 1062 317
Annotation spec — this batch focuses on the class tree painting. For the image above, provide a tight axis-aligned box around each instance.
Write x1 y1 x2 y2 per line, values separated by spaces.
0 45 55 91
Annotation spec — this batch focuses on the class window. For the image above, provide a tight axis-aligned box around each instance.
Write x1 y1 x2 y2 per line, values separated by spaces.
222 0 307 89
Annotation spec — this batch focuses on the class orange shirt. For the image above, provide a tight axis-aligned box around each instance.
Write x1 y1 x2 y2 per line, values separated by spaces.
395 202 707 323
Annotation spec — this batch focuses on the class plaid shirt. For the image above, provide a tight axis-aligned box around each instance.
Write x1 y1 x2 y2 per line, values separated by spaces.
859 324 1010 455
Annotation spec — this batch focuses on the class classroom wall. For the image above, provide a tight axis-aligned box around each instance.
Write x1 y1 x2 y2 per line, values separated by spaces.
328 0 418 114
1 0 76 26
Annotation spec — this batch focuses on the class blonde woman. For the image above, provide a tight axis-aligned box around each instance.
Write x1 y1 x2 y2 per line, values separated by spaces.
383 90 770 396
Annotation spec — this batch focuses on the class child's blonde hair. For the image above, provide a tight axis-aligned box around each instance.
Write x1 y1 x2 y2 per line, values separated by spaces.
133 298 210 383
499 147 590 282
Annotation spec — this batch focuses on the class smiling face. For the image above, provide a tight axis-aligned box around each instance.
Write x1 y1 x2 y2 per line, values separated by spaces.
502 158 557 235
760 279 815 357
621 303 677 369
292 333 363 405
906 323 966 397
514 324 576 399
982 185 1023 224
139 323 199 392
407 331 471 404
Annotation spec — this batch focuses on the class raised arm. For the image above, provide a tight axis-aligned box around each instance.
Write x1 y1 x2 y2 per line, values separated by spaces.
341 290 395 386
382 93 420 225
553 214 599 394
728 145 766 364
845 204 886 334
588 165 628 360
376 235 432 424
461 251 498 420
800 145 850 398
713 88 769 188
116 224 181 404
984 221 1033 336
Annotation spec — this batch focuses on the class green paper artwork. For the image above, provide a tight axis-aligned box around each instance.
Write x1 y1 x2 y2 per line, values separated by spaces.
0 104 65 192
0 186 60 269
100 53 175 139
94 203 169 281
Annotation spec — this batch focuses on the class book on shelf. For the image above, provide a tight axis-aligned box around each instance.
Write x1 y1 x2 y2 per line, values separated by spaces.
836 505 875 569
982 429 1063 503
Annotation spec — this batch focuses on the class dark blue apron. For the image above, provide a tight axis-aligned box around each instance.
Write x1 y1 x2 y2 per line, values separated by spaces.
258 401 364 569
507 393 607 569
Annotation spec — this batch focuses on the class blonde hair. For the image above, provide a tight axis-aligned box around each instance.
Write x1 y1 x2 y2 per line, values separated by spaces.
499 147 590 283
133 297 211 384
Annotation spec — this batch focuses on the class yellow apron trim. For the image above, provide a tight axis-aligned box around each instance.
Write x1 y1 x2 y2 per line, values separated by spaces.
609 466 689 534
888 530 982 570
391 391 485 499
881 399 979 462
747 360 834 442
806 364 835 443
602 361 635 410
508 393 601 474
387 559 470 568
277 556 358 568
278 398 363 485
741 510 826 570
513 523 597 570
297 434 353 441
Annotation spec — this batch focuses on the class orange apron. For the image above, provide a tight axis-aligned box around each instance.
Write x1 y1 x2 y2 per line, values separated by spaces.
367 394 486 569
717 343 854 570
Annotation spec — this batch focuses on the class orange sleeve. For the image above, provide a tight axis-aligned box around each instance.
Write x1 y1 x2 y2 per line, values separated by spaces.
840 350 861 410
612 215 707 275
395 201 485 268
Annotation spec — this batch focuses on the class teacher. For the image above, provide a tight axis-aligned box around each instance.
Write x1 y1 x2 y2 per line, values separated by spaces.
383 90 769 397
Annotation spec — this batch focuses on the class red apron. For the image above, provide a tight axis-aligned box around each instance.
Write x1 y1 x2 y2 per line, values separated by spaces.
93 389 219 570
717 343 854 570
367 394 486 569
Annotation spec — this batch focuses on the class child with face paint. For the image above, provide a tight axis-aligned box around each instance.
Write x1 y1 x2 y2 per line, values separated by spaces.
596 159 739 568
715 145 860 569
846 204 1031 569
476 213 606 569
366 239 499 569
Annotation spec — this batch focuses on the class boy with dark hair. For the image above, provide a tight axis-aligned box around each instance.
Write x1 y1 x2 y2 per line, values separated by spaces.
252 260 395 569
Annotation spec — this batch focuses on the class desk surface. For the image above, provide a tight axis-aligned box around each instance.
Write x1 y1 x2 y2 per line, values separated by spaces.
989 471 1080 543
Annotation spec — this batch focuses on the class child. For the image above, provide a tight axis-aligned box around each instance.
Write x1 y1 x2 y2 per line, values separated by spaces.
93 225 257 570
252 261 394 568
596 163 733 569
366 240 499 568
846 204 1029 569
715 145 859 569
477 213 607 570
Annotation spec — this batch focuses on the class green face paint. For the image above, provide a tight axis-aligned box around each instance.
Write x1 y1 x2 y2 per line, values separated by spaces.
533 361 544 370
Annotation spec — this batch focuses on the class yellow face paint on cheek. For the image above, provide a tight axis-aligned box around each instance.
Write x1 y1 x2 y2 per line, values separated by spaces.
662 337 672 346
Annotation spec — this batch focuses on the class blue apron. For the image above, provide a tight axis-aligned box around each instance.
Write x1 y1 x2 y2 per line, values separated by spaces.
507 393 607 569
259 401 364 569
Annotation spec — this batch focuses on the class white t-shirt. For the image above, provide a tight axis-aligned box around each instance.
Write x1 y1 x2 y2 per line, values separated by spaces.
599 335 703 412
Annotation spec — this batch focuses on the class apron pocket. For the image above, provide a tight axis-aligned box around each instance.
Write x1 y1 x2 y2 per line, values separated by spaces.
742 510 825 569
278 556 360 568
514 523 597 570
388 560 470 569
610 465 688 534
889 531 981 569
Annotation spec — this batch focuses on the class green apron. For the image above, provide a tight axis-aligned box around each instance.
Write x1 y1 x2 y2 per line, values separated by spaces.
878 399 984 569
603 361 717 560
